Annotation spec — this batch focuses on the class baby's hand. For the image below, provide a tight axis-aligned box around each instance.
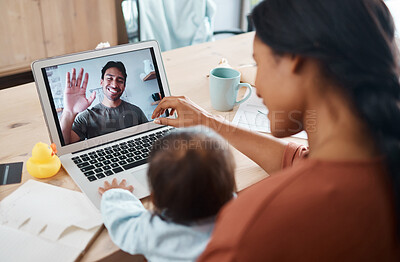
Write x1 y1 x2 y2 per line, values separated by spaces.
98 178 134 196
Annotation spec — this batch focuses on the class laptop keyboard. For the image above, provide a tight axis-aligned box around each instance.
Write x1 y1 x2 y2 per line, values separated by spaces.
71 128 171 182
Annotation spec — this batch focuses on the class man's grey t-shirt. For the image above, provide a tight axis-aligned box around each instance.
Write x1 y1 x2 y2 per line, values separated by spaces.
72 100 148 140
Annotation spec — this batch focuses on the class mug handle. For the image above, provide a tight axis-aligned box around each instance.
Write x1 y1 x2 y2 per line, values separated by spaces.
235 83 252 105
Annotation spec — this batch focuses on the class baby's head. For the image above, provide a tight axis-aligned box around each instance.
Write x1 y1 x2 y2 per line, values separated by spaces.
148 127 236 224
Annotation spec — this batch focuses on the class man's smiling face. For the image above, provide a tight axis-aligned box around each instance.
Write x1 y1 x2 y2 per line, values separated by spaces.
101 67 126 102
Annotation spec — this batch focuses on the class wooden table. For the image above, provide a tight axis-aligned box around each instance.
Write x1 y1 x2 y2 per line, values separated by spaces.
0 32 306 261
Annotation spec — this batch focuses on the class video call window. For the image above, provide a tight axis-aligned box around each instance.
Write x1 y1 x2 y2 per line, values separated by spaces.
41 48 166 146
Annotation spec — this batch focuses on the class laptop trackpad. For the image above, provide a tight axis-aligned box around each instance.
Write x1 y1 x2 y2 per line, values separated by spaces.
129 168 150 199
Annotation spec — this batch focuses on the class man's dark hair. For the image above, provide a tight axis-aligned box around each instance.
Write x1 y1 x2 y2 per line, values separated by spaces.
101 61 127 83
148 127 236 225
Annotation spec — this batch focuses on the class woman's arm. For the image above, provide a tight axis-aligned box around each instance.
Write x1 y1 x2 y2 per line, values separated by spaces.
152 96 288 174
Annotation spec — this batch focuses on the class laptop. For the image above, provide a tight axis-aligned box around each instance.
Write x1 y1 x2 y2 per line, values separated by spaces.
32 40 173 209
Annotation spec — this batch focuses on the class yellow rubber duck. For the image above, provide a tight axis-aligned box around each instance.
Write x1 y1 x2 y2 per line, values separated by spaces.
27 142 61 178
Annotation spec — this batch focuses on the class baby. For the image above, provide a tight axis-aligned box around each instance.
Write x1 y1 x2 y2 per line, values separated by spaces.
99 127 236 261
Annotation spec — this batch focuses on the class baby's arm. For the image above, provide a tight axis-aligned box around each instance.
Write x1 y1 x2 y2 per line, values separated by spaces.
100 185 151 255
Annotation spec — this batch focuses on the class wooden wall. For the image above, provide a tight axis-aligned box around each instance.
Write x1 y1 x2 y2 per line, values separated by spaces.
0 0 119 77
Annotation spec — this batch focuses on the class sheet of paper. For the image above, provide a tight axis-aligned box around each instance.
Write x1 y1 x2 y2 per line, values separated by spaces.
0 180 102 252
232 89 308 139
0 224 81 262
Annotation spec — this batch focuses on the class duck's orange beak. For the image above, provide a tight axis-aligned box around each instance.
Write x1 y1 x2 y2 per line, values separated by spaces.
50 143 57 156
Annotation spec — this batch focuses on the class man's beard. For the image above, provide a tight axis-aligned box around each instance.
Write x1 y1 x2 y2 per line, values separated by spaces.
103 86 123 101
105 93 122 101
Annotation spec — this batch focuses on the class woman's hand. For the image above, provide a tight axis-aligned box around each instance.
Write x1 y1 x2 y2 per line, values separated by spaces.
152 96 287 175
98 178 134 196
151 96 213 127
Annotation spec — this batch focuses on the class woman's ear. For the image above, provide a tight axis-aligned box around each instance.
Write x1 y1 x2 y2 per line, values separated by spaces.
291 55 306 74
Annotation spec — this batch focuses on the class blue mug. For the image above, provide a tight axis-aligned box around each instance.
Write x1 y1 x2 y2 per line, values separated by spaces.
209 67 252 111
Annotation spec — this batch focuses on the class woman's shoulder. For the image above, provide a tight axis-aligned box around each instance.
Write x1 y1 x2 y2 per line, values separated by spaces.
211 160 320 241
219 157 388 227
201 158 397 261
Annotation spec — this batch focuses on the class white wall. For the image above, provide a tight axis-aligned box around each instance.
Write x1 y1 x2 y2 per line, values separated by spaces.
214 0 242 39
386 0 400 37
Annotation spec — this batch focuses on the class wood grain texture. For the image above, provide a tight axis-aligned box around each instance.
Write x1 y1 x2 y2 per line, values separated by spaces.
0 0 119 77
0 83 81 201
40 0 118 57
0 0 46 77
0 33 307 261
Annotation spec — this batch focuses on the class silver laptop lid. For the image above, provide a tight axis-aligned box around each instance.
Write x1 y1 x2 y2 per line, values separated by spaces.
32 40 171 156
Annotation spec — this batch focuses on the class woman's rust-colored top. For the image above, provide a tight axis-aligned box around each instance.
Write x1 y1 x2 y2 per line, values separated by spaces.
198 143 400 261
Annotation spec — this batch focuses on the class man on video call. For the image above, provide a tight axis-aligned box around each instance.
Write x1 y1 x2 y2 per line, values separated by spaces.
60 61 148 145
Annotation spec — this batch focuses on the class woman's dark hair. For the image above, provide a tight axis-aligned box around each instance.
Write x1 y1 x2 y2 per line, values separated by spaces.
252 0 400 230
147 127 236 224
101 61 127 83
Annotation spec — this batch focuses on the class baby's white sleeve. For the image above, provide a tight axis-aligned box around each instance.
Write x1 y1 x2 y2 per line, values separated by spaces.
100 188 151 255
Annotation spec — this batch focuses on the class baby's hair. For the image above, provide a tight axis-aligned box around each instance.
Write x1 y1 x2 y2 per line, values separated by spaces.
148 127 236 224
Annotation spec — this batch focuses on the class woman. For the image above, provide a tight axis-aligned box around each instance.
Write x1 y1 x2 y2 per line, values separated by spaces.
152 0 400 260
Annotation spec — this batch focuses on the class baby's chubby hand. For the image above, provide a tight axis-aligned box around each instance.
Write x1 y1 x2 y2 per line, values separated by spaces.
98 178 134 196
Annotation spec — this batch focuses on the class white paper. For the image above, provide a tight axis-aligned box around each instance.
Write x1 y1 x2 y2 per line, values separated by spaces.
0 180 103 261
0 225 80 262
232 90 308 139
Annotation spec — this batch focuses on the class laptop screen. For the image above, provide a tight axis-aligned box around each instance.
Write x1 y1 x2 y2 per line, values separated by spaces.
41 47 168 146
